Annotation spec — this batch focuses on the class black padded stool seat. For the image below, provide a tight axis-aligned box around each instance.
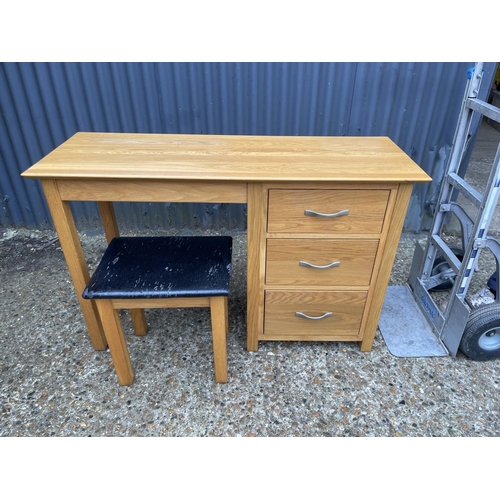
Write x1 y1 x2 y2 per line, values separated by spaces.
82 235 232 385
83 236 232 299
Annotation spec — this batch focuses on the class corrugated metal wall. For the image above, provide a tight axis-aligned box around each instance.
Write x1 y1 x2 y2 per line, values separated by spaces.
0 62 495 232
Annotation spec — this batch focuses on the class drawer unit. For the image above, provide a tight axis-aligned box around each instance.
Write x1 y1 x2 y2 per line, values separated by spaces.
267 189 390 234
257 184 401 348
264 291 367 339
265 239 379 286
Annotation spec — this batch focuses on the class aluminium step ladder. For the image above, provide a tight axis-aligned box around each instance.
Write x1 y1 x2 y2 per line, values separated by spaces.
379 62 500 359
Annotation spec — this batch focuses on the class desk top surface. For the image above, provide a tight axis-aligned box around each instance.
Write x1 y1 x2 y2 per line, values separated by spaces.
22 132 431 183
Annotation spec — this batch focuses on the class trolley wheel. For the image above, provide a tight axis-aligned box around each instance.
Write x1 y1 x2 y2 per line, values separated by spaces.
429 245 464 291
459 303 500 361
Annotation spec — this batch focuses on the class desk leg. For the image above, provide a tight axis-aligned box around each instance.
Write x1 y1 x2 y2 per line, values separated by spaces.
97 202 147 336
42 180 107 350
98 201 120 242
360 183 413 351
246 183 267 351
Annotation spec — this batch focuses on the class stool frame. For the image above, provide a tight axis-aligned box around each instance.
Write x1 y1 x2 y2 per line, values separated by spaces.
96 295 228 385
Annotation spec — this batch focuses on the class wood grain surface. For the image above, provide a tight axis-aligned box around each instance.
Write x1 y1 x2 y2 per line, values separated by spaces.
22 132 431 183
265 239 379 286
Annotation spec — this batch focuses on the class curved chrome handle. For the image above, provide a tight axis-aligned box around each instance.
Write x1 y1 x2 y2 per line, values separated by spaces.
295 312 333 320
299 260 340 269
304 209 349 218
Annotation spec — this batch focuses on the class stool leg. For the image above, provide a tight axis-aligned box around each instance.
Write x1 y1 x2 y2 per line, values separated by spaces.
209 296 228 383
96 299 134 385
130 309 148 336
223 297 229 334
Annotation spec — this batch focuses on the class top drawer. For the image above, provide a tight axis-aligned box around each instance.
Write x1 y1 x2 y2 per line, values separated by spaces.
267 189 390 234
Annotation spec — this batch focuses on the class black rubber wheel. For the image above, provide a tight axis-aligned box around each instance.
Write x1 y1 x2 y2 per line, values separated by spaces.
459 303 500 361
429 245 464 291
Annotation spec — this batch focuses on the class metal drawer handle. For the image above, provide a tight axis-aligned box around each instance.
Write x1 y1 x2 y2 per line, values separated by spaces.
295 312 333 320
299 260 340 269
304 209 349 218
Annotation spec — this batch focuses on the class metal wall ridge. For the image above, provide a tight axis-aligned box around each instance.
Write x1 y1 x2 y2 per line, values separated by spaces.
0 62 496 232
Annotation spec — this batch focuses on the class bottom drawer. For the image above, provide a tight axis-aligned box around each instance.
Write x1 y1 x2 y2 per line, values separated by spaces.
264 291 367 340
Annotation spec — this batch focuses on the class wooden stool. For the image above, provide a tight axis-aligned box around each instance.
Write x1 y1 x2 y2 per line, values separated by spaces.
82 236 232 385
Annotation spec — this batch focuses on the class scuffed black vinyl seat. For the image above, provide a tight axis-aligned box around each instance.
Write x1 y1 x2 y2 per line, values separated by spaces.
83 236 232 300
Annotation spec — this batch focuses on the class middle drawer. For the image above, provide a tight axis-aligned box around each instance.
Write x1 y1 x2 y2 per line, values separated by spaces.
266 239 379 286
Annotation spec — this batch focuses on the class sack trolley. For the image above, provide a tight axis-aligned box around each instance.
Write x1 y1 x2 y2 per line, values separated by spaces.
380 62 500 360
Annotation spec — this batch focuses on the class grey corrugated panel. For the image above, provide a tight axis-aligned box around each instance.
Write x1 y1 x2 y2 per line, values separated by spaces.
1 63 51 227
347 62 496 229
1 62 496 232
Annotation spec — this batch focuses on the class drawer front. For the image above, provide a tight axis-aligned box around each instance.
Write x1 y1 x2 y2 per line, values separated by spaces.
267 189 390 233
264 291 367 337
266 239 379 286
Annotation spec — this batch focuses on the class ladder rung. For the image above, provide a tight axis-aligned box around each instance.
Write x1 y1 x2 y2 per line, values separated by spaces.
431 235 462 274
447 173 483 207
467 98 500 123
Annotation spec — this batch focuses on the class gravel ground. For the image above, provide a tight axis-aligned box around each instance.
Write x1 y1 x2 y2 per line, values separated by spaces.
1 225 500 438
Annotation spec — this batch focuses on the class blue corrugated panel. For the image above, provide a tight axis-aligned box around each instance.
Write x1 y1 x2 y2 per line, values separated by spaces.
0 62 496 232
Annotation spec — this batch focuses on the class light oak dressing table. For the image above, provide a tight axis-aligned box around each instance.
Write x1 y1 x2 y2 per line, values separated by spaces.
22 133 430 362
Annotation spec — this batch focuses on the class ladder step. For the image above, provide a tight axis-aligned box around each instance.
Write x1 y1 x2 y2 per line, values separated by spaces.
431 235 462 274
467 98 500 123
447 173 483 207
